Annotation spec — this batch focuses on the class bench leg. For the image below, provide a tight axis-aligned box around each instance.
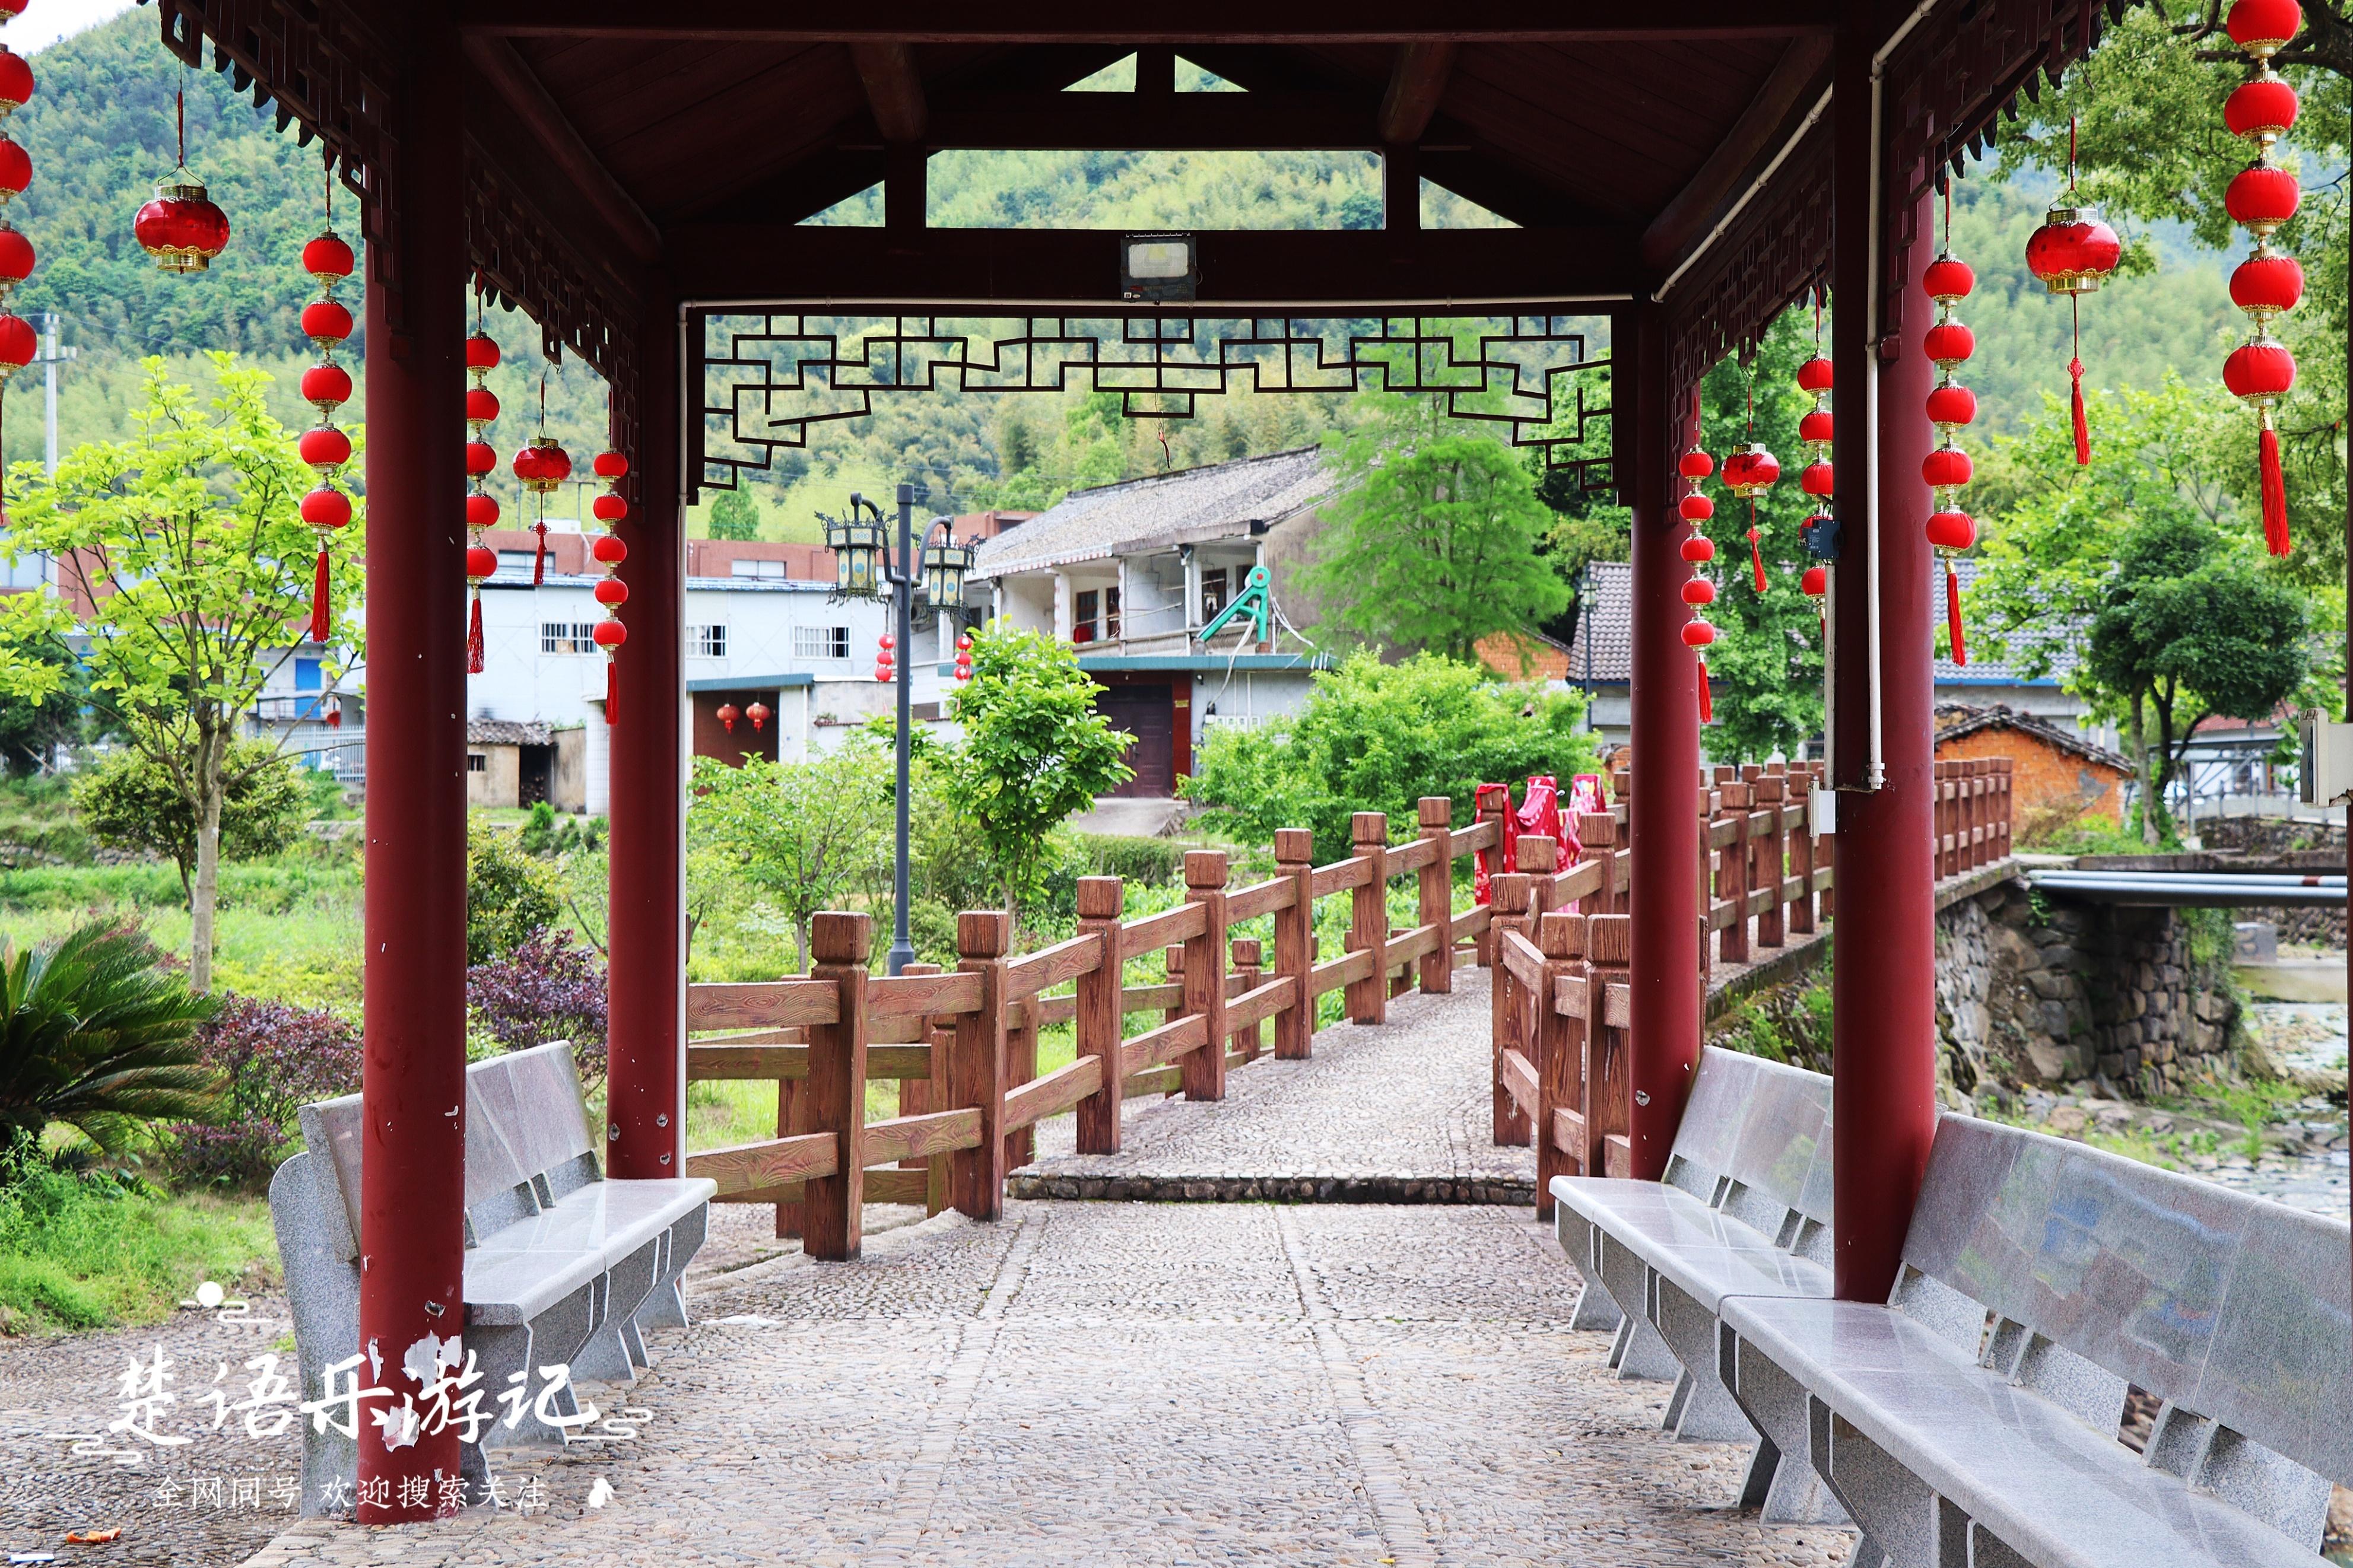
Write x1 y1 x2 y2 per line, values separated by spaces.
1652 1277 1757 1443
1553 1215 1625 1332
1719 1327 1852 1527
1811 1400 1936 1568
634 1204 709 1340
1608 1312 1680 1381
1568 1279 1623 1332
571 1239 660 1385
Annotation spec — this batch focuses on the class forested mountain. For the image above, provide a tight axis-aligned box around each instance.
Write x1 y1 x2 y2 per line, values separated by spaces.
8 12 2240 543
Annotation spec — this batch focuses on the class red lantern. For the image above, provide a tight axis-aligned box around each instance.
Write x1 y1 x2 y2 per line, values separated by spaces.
1681 536 1716 564
1923 322 1975 369
0 225 32 297
2226 77 2300 144
0 311 30 375
1799 460 1833 498
1681 578 1716 606
1678 446 1713 480
1678 493 1713 523
593 492 628 523
1720 444 1779 497
594 619 627 650
303 230 353 283
301 364 353 414
1798 409 1833 446
2225 165 2301 234
300 486 351 530
135 176 230 273
2024 121 2120 466
747 701 770 732
1920 446 1973 489
717 702 741 734
1925 384 1977 430
466 332 501 373
1795 357 1832 394
594 577 628 608
1925 510 1977 552
466 387 501 428
298 425 352 472
0 49 33 118
2230 254 2304 322
2221 7 2306 557
2227 0 2302 55
468 493 501 529
1922 254 1975 304
465 441 497 478
1800 565 1827 598
1681 621 1714 650
300 299 353 346
592 535 628 567
0 138 30 204
466 545 498 582
594 450 628 479
1682 619 1715 722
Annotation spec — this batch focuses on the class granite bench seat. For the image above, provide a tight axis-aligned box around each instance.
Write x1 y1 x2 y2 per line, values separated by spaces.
1548 1044 1838 1519
269 1041 716 1516
1719 1115 2353 1568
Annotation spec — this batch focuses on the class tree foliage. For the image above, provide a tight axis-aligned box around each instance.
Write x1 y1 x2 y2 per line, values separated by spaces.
465 820 563 965
706 489 762 540
1306 396 1569 661
947 625 1133 915
688 740 894 971
74 741 309 897
1184 651 1599 862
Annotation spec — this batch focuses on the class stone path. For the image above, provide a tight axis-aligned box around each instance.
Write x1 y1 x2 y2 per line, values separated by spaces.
1015 972 1534 1204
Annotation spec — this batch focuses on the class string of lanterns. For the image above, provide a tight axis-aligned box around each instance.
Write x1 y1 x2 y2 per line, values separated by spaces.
1676 392 1718 724
0 3 36 455
2220 0 2303 556
295 195 354 643
2024 117 2120 465
1796 313 1833 627
590 447 628 721
464 316 501 674
1924 187 1980 667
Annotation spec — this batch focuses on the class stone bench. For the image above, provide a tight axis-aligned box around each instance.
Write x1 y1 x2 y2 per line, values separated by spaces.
1549 1044 1838 1519
1720 1114 2353 1567
269 1041 715 1514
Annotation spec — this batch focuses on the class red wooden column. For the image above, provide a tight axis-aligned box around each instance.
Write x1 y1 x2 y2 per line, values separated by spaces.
1829 52 1942 1302
1621 300 1701 1179
358 8 468 1522
606 285 685 1180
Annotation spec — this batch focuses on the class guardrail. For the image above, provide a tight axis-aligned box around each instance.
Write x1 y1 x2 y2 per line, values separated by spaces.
682 797 1503 1257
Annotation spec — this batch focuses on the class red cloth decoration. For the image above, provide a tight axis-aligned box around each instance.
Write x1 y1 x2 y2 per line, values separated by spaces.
2069 354 2089 466
1747 526 1767 593
2025 122 2119 465
310 547 330 644
1945 562 1967 667
1697 662 1712 724
467 595 485 675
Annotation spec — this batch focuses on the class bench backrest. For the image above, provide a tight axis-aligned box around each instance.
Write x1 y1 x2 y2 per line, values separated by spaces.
1900 1115 2352 1536
1662 1045 1833 1264
296 1041 598 1260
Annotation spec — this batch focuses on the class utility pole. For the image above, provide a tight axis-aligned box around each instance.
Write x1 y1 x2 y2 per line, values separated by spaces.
35 310 74 477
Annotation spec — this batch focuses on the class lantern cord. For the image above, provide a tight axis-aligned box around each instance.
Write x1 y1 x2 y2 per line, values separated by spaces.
1748 516 1767 594
1697 660 1713 724
1945 559 1967 667
310 546 331 644
176 79 185 169
2068 296 2090 466
466 591 485 675
2259 408 2291 556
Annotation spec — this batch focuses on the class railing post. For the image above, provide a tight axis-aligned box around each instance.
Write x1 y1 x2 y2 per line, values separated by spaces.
1697 782 1719 982
1586 912 1634 1178
1994 757 2012 858
1788 775 1817 935
948 910 1009 1220
773 1073 805 1242
1574 811 1617 915
1182 850 1230 1101
1416 796 1455 994
1473 786 1507 966
1274 828 1315 1060
1075 875 1125 1155
1005 984 1039 1173
804 911 870 1261
1231 937 1264 1063
1534 909 1586 1218
1519 834 1558 916
1754 775 1786 949
1717 779 1751 966
1491 871 1532 1146
897 962 945 1214
1347 812 1389 1025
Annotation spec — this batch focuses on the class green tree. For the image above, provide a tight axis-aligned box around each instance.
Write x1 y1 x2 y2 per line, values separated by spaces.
466 820 563 964
2087 511 2311 840
1184 650 1599 861
707 489 762 540
74 742 309 899
1694 308 1832 762
0 923 220 1160
0 632 86 776
1307 396 1569 660
948 625 1133 919
688 740 893 972
0 360 362 993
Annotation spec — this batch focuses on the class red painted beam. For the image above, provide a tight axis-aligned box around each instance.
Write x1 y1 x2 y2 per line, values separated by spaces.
665 224 1638 306
461 1 1839 40
358 4 470 1525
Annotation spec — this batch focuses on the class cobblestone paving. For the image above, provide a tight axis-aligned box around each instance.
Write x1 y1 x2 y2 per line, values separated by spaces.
1015 971 1538 1203
216 1202 1848 1568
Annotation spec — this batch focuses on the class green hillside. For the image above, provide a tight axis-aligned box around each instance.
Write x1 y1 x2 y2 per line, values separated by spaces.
6 14 2244 540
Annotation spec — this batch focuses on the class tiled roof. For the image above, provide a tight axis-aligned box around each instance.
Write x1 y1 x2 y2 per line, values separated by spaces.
1935 558 2079 687
970 449 1333 577
467 719 554 746
1935 702 2129 771
1563 561 1631 683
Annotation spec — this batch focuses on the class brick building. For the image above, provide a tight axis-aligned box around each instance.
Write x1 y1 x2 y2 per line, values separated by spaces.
1934 703 2130 832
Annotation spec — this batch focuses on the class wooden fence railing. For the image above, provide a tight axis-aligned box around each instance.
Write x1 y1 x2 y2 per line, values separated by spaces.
1493 756 2015 1217
681 798 1503 1257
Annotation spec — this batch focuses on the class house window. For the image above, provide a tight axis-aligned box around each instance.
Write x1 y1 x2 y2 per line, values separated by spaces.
1073 589 1098 644
496 551 539 578
541 622 599 654
293 657 323 692
1103 585 1122 640
689 624 728 658
731 558 788 579
793 625 849 659
466 753 487 773
1201 567 1229 622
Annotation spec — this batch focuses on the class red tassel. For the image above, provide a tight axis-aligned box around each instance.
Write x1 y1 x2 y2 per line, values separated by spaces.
605 659 617 725
2069 357 2089 466
1697 660 1713 724
2259 420 2291 557
1747 519 1767 594
1945 561 1967 667
309 546 330 644
467 592 485 675
533 520 547 586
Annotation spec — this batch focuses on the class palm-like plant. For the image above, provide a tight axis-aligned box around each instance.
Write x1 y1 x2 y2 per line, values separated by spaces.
0 922 221 1159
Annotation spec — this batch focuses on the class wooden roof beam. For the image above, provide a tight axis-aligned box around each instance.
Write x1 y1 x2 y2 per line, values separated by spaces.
1639 35 1831 274
851 42 929 144
462 1 1838 43
664 223 1637 306
1377 42 1455 145
917 91 1382 150
465 34 661 265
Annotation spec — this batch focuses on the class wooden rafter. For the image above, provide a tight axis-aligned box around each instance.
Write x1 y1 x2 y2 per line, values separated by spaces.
1376 41 1455 144
465 34 662 265
1640 36 1831 274
850 41 928 143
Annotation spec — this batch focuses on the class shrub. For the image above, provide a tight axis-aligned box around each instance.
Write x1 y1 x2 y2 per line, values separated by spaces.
1075 832 1183 887
163 1117 286 1191
74 742 310 897
468 928 608 1083
467 819 563 962
1185 650 1599 861
188 994 362 1127
0 1153 279 1334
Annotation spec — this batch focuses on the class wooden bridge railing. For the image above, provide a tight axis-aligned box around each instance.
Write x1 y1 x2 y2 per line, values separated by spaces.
681 797 1503 1257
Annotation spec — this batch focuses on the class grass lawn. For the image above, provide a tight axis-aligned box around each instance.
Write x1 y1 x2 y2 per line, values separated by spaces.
0 1169 281 1335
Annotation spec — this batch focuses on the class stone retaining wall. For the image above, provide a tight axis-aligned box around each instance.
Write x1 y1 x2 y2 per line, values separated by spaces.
1936 880 2239 1101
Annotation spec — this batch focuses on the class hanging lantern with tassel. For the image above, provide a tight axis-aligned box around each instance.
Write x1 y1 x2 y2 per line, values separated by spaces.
466 543 497 675
135 81 230 274
1678 392 1719 724
2220 0 2304 556
1924 186 1980 667
591 529 627 724
1720 362 1780 595
747 701 770 733
2024 117 2122 465
0 14 30 496
296 192 354 644
464 316 500 673
512 376 571 586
